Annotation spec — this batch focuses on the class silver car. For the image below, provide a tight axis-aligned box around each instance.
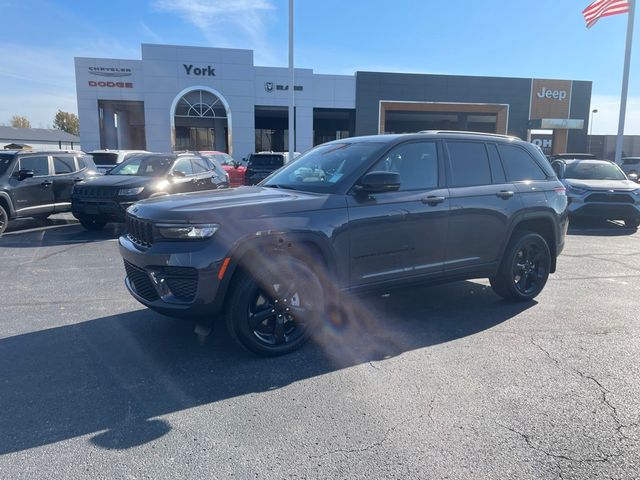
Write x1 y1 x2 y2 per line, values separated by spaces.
553 159 640 229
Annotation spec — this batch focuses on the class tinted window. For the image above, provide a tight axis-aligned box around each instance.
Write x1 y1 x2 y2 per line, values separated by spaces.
0 154 15 176
19 156 49 176
109 155 174 176
77 157 87 170
498 145 547 181
249 154 284 168
191 157 211 174
371 142 438 190
447 142 492 187
53 156 76 174
90 152 119 165
173 157 194 176
623 158 640 165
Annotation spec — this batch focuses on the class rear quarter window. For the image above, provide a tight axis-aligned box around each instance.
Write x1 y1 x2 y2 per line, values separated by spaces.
53 156 77 175
497 145 547 182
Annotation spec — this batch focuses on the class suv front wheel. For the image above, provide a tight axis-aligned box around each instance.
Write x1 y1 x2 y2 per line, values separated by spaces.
490 231 551 302
0 204 8 235
225 256 324 356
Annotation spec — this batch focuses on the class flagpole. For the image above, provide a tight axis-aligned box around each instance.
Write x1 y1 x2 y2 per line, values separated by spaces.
614 0 635 164
288 0 295 161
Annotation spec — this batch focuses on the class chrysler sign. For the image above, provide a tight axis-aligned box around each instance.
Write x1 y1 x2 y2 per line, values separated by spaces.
88 66 132 77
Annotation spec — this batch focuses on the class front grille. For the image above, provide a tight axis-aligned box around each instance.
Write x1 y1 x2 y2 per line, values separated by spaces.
124 261 159 301
585 193 635 204
126 215 155 247
74 185 118 198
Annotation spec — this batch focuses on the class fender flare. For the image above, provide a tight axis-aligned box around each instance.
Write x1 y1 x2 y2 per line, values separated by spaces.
502 209 560 272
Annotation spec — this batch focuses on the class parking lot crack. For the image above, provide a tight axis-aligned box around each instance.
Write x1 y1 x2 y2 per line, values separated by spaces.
310 416 419 459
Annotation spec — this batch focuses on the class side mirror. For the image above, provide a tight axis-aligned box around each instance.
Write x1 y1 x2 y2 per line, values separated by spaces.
172 170 186 178
628 172 638 182
357 171 401 193
551 161 566 179
233 161 240 169
17 169 35 181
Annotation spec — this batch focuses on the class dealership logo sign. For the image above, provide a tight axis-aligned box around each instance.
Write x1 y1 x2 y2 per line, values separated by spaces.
88 81 134 88
264 82 303 92
88 66 132 77
536 87 568 102
183 64 216 76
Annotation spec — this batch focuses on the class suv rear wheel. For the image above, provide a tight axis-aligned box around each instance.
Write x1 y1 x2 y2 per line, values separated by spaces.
490 231 551 302
225 256 324 356
0 204 8 235
79 217 107 231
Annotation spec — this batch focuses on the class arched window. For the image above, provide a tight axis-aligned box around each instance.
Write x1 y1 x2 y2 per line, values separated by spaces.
174 90 228 119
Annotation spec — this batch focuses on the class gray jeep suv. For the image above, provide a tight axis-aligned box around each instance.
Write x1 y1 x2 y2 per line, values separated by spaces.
119 131 568 356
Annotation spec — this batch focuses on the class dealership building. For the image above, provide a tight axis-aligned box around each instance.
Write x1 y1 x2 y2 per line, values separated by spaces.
75 44 592 160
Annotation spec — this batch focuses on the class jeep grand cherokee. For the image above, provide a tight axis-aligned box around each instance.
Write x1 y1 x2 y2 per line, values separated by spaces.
119 132 568 356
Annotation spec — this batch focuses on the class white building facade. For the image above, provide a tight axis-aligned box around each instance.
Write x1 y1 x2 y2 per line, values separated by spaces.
75 44 356 161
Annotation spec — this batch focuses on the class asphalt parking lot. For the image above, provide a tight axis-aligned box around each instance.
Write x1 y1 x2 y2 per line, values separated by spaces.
1 214 639 479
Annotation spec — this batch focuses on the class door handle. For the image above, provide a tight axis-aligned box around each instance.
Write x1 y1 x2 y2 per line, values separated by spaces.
496 190 515 199
421 195 446 206
40 181 52 187
73 177 83 183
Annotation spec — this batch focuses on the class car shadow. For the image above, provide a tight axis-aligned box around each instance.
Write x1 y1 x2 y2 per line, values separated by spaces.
567 217 637 237
1 219 125 247
0 280 533 454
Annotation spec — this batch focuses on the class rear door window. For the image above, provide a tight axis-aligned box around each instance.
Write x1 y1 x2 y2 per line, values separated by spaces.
191 157 211 174
173 157 194 176
18 156 50 176
53 156 77 175
446 142 492 187
498 145 547 182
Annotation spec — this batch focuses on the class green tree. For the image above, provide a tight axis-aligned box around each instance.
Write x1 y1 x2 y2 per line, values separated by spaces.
10 115 31 128
53 110 79 136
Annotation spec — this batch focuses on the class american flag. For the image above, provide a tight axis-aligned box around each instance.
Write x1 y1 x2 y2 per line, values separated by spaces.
583 0 631 28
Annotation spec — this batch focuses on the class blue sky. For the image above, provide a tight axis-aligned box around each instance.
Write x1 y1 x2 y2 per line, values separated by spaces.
0 0 638 133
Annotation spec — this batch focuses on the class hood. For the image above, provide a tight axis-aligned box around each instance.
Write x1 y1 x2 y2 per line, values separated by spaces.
129 186 333 223
81 175 153 188
563 178 639 191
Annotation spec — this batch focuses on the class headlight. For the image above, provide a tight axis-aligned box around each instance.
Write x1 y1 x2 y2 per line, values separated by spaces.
118 187 144 196
156 223 220 240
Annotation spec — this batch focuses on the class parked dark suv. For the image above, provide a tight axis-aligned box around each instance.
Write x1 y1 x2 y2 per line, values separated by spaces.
244 152 287 185
72 152 228 230
0 150 99 234
119 132 568 356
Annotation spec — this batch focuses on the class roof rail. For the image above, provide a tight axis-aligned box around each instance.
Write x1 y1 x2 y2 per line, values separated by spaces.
418 130 520 140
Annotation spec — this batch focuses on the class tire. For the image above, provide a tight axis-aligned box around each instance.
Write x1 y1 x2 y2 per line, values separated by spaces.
490 231 551 302
624 218 640 229
0 204 8 235
79 217 107 231
225 256 324 356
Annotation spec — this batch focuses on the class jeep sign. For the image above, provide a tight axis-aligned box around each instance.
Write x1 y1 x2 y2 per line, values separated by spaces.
183 64 216 76
536 87 567 102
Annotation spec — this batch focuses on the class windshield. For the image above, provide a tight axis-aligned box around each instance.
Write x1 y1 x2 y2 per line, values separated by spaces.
565 161 627 181
90 152 119 165
0 154 15 176
263 142 383 192
249 154 284 168
108 155 174 176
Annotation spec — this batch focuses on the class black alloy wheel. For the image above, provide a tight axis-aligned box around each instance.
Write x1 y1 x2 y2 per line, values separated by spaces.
490 231 551 302
0 204 8 235
226 256 324 356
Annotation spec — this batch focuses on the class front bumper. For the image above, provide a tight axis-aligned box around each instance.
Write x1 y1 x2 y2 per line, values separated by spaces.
72 196 136 222
567 192 640 220
119 234 228 320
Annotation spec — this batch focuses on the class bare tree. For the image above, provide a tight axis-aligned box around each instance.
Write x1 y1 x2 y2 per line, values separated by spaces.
10 115 31 128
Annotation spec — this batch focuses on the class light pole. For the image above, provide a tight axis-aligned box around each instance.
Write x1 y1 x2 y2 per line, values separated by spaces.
588 108 598 153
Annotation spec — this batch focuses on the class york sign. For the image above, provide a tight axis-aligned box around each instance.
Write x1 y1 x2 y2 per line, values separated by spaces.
536 87 568 102
183 64 216 76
